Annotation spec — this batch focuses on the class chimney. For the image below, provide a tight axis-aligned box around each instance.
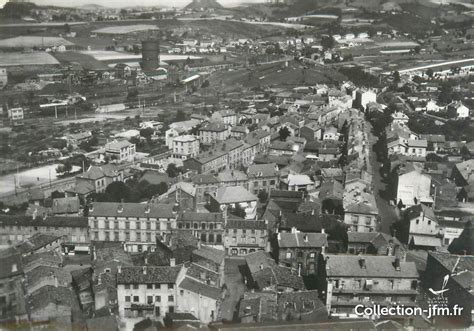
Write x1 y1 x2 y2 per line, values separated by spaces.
89 203 94 212
32 208 38 220
170 258 176 267
117 203 123 213
145 203 150 214
359 256 366 269
311 209 315 215
291 227 298 234
303 234 308 242
259 264 263 270
117 265 121 274
394 257 401 271
321 228 325 234
143 266 147 275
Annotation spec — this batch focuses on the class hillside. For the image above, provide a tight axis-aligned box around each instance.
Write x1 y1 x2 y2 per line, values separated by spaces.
185 0 224 11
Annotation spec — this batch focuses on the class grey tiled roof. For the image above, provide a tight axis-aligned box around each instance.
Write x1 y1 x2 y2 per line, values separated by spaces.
116 266 182 284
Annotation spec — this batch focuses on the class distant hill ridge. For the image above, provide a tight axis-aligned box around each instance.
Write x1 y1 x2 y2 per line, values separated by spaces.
185 0 224 10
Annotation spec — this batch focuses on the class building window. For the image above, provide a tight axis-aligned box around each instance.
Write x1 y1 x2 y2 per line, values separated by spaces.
286 252 292 259
216 234 222 243
169 306 174 313
168 295 174 302
194 223 198 229
133 296 139 302
155 296 161 302
147 284 153 289
147 296 153 304
168 284 174 290
125 296 131 302
201 223 206 230
208 234 214 243
133 284 139 290
125 284 130 289
201 233 207 242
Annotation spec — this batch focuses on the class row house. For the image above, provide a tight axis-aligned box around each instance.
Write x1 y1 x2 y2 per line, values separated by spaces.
183 138 244 174
171 135 200 160
88 202 177 253
209 186 258 220
244 129 272 153
224 219 269 256
210 109 238 126
217 169 248 190
176 211 225 247
74 164 126 197
198 122 231 144
300 121 323 142
405 204 441 249
276 229 327 276
0 254 27 321
105 140 136 162
0 215 89 254
247 163 279 195
166 119 201 149
192 174 219 204
324 255 419 317
117 265 183 319
396 170 432 208
177 247 225 323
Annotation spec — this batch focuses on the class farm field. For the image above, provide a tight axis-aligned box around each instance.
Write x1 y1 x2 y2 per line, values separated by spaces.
209 60 347 91
0 52 60 66
0 36 74 48
92 24 160 34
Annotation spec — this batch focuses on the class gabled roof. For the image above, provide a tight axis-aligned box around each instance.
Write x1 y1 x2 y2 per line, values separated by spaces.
325 255 418 278
247 163 279 179
90 202 175 219
179 277 221 300
0 215 87 228
278 232 327 248
213 186 257 204
117 266 182 284
193 246 225 265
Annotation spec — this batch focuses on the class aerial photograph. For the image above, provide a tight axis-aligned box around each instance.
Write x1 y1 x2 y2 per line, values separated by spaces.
0 0 472 330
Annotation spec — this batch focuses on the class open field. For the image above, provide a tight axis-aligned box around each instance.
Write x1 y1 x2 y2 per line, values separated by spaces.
81 50 203 62
92 24 159 35
0 52 60 66
0 22 86 28
52 51 110 70
178 17 311 29
209 60 347 91
0 36 74 48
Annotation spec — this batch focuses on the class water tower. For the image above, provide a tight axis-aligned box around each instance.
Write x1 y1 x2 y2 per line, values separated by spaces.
141 40 160 71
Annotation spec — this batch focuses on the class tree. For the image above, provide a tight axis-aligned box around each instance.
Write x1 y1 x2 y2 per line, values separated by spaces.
279 126 291 141
257 190 269 203
392 71 400 84
56 161 72 175
321 36 335 50
105 181 131 202
175 110 186 122
140 128 154 139
166 163 180 178
230 204 246 219
426 68 434 78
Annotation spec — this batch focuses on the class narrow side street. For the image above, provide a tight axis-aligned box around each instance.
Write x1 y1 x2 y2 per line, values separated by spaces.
368 122 399 234
219 258 246 322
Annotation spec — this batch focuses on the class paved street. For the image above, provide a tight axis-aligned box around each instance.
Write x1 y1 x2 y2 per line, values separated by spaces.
368 123 399 234
219 258 246 322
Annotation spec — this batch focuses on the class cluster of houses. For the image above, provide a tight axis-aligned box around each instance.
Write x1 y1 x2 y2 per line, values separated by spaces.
0 77 472 330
